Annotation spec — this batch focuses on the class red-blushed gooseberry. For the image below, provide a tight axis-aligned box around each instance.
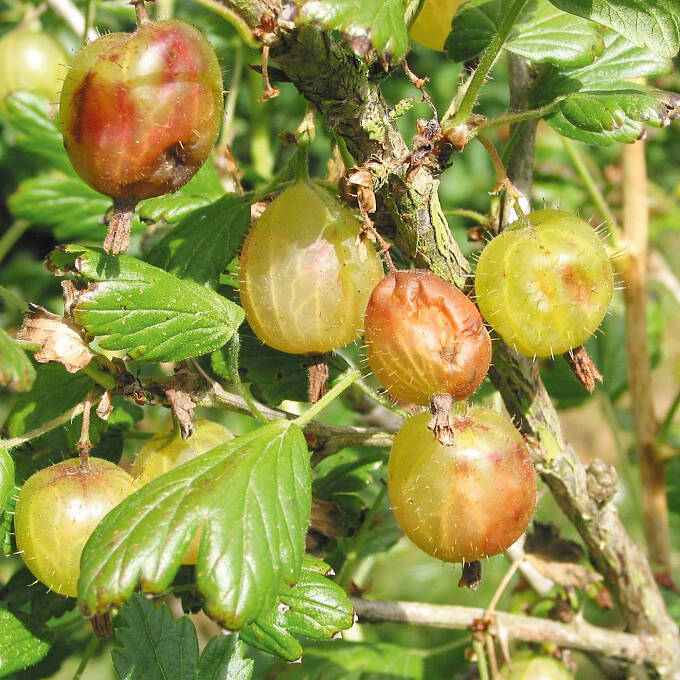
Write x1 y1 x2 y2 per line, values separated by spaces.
410 0 467 51
239 181 384 355
474 209 614 357
14 458 138 597
364 269 491 406
0 26 68 108
388 406 536 563
59 19 223 202
131 418 232 565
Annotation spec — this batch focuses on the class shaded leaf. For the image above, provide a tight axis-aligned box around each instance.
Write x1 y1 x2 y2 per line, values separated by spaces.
47 245 244 363
112 595 199 680
198 635 254 680
1 93 73 175
0 607 53 677
146 194 251 289
4 362 93 438
548 0 680 58
8 173 112 241
79 420 311 629
274 641 424 679
448 0 604 68
0 328 35 392
211 326 345 405
241 556 354 661
138 162 226 225
0 449 14 518
298 0 409 61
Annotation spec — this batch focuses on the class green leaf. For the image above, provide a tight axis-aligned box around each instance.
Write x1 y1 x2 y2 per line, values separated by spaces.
112 595 199 680
0 449 14 517
198 635 254 680
8 173 111 241
79 420 312 629
138 162 226 225
211 326 346 405
0 328 35 392
298 0 409 61
448 0 604 68
529 31 675 144
47 245 244 363
2 93 73 175
548 0 680 58
146 194 251 289
241 556 354 661
4 363 93 438
0 607 53 677
548 88 680 146
532 31 672 101
274 641 425 679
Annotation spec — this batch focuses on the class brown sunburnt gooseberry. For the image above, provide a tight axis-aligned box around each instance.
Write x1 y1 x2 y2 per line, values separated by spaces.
59 18 224 254
364 269 491 406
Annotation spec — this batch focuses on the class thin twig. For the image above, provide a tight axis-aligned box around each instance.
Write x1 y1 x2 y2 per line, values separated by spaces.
0 402 86 450
351 598 650 665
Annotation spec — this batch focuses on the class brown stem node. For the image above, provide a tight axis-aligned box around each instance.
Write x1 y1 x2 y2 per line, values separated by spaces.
563 345 603 393
91 612 112 638
103 198 137 255
459 560 482 590
427 393 455 445
307 354 329 404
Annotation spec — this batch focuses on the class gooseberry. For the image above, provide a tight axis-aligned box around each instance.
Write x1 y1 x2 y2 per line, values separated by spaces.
14 458 138 597
410 0 466 51
500 652 574 679
0 26 68 107
364 270 491 406
239 181 384 355
388 406 536 563
59 19 223 251
132 418 232 485
474 210 614 357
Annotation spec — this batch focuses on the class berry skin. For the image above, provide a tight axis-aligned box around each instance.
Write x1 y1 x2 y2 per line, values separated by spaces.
474 209 614 357
388 406 536 563
132 419 232 485
364 270 491 406
500 653 574 679
239 181 384 355
14 458 138 597
410 0 466 51
0 27 68 107
59 19 223 201
132 419 232 564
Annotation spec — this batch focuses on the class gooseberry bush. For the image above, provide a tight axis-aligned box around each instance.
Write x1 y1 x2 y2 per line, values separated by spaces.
0 0 679 678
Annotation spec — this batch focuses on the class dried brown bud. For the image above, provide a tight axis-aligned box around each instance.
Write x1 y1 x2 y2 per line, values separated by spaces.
17 305 93 373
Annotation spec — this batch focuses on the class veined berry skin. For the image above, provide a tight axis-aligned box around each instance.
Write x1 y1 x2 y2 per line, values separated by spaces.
59 19 223 200
14 458 138 597
132 419 232 564
474 209 614 357
239 181 384 355
0 28 68 107
388 407 536 563
500 653 574 679
364 270 491 405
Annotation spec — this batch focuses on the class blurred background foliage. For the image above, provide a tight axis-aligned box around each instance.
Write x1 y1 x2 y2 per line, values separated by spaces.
0 0 679 676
